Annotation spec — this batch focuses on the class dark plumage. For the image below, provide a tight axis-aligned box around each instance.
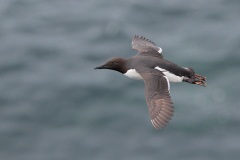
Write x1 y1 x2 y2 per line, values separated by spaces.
95 35 206 129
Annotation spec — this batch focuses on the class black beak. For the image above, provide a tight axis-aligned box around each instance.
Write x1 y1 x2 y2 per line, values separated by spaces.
94 65 104 69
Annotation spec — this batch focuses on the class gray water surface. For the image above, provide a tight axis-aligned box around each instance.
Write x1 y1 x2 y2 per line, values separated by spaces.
0 0 240 160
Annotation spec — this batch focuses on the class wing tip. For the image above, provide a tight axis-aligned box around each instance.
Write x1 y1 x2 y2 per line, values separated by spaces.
151 111 174 129
132 35 156 45
151 119 166 130
150 102 174 130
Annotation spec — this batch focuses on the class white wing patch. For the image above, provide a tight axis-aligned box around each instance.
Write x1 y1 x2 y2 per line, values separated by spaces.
158 47 162 53
163 75 170 91
124 69 143 80
155 66 184 82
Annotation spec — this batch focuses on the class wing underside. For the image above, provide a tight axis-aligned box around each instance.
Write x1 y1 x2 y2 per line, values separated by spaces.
137 67 174 129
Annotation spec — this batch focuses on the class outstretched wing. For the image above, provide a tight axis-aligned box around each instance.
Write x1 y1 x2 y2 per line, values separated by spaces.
132 35 163 58
137 67 174 129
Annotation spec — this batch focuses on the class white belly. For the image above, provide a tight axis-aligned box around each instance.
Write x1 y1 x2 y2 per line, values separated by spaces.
124 69 143 80
124 67 185 82
155 66 184 82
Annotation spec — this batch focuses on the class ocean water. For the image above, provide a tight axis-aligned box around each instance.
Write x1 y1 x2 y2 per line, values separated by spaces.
0 0 240 160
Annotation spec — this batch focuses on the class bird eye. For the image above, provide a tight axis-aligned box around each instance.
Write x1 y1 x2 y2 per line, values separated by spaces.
111 61 117 64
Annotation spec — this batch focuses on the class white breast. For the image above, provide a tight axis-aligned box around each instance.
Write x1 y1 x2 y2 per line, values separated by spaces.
155 66 184 82
124 69 143 80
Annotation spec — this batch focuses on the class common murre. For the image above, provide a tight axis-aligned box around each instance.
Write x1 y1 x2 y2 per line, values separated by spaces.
95 35 206 129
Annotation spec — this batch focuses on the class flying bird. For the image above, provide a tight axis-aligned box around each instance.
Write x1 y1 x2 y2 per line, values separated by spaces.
95 35 206 129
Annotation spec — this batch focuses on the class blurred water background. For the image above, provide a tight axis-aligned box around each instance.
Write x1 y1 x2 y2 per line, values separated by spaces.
0 0 240 160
